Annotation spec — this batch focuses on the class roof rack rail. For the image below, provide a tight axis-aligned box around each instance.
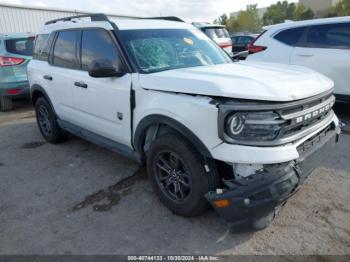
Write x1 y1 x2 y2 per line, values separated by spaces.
143 16 184 22
45 13 109 25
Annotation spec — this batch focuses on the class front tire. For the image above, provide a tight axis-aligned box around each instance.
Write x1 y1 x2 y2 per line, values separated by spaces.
147 133 219 217
35 97 64 143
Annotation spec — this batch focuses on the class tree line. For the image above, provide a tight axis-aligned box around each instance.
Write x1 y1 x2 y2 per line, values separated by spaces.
214 0 350 33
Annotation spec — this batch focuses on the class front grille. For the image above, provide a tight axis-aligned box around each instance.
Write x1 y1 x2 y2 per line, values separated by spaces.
276 92 335 142
279 93 333 116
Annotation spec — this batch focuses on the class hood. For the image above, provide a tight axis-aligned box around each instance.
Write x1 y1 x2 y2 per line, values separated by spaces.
138 62 334 102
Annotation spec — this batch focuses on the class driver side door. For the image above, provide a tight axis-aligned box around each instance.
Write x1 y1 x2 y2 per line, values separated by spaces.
71 28 132 146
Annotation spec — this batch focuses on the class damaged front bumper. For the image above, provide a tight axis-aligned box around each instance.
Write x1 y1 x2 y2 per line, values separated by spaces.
205 125 340 231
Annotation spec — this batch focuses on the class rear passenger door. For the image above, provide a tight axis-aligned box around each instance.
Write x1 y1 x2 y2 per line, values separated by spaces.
290 22 350 96
271 26 307 64
71 28 132 146
48 30 80 123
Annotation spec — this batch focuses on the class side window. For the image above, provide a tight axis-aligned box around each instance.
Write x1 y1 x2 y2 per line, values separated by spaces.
81 29 120 70
231 37 238 44
238 36 252 45
305 23 350 49
33 34 54 61
52 30 78 68
274 26 307 46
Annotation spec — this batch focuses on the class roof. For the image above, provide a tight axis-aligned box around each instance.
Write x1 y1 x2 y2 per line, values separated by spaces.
112 18 193 30
40 17 194 33
263 16 350 31
0 32 35 39
230 32 259 37
192 23 225 29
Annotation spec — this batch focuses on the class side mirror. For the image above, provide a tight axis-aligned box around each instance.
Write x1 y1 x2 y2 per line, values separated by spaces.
88 59 126 78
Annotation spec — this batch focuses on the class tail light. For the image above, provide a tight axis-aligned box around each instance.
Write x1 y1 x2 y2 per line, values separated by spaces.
247 31 267 54
0 56 25 67
6 88 21 95
247 44 267 54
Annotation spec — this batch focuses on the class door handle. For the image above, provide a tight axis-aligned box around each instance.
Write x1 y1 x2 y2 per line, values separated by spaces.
296 53 314 57
74 81 88 88
43 75 53 81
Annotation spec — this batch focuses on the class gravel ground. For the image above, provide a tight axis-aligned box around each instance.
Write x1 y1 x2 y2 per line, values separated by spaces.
0 100 349 255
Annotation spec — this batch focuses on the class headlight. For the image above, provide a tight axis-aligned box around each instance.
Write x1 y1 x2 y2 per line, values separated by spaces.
223 111 284 143
227 114 245 135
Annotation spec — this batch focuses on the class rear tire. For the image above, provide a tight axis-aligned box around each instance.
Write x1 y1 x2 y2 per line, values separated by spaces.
35 97 64 144
147 132 219 217
0 96 13 112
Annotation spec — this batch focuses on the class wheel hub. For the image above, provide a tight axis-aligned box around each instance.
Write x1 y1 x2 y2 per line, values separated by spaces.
154 151 192 202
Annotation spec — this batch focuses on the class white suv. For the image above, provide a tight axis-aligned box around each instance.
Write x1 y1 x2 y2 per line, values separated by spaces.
28 14 340 231
247 17 350 102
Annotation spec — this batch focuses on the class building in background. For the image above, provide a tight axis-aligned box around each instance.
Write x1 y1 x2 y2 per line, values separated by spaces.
0 3 138 33
299 0 341 17
230 0 341 21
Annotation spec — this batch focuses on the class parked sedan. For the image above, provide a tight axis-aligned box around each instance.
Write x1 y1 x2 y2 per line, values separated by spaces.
247 17 350 102
231 33 258 54
0 33 34 111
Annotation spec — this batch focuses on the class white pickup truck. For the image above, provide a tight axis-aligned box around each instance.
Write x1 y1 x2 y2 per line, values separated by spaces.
28 14 340 230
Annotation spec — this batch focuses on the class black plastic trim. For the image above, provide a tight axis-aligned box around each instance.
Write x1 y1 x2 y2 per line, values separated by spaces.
142 16 184 22
30 84 57 116
57 119 141 163
134 114 212 159
45 13 109 25
206 129 338 230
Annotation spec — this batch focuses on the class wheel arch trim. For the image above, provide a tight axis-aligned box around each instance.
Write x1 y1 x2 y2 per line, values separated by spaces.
134 114 213 159
30 84 57 116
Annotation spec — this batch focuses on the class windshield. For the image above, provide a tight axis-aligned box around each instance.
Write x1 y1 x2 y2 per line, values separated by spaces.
119 29 232 73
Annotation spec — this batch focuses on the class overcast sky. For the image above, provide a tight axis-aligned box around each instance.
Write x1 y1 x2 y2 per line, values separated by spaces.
0 0 298 22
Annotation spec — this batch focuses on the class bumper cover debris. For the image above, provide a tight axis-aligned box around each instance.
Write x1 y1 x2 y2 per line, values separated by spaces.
206 126 340 230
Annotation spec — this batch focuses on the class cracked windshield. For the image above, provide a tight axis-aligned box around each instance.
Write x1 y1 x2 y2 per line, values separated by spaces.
120 29 232 73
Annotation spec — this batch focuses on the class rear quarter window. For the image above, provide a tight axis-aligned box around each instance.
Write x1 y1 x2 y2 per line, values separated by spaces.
274 26 307 46
5 37 34 56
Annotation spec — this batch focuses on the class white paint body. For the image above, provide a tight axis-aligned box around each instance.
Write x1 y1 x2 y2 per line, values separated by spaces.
28 18 338 168
247 16 350 97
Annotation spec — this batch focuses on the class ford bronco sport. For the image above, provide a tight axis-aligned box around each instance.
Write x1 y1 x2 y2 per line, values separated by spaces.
28 14 340 230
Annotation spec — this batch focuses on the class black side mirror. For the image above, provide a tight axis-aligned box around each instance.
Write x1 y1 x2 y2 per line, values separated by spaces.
88 59 126 78
231 50 249 61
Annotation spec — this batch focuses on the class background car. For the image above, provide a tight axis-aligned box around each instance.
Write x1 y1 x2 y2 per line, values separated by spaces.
193 22 232 56
231 33 258 54
246 17 350 103
0 33 34 111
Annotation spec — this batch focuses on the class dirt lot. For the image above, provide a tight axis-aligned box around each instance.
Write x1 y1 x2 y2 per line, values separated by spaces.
0 100 350 255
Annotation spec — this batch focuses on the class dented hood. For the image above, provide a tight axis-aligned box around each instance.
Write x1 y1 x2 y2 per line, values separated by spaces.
139 62 333 102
